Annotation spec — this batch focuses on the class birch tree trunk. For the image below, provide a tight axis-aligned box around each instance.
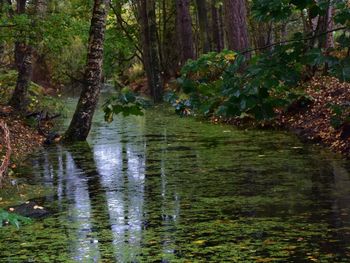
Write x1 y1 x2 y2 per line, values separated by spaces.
64 0 109 141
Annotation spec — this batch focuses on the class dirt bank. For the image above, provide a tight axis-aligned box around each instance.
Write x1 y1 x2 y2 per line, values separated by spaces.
0 105 44 164
279 76 350 157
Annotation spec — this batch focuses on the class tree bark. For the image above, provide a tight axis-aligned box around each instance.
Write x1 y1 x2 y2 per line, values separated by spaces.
223 0 250 54
176 0 195 64
309 0 334 49
9 44 33 111
0 0 5 64
146 0 163 102
8 0 32 111
137 0 163 103
159 0 179 78
251 22 274 51
64 0 109 141
195 0 210 53
211 2 224 52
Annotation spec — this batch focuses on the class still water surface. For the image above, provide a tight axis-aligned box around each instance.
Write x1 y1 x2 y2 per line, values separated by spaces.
1 96 350 262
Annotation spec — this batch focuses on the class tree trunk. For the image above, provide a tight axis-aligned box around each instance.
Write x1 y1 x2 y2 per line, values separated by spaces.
281 21 288 42
223 0 250 54
160 0 179 78
0 0 4 64
8 0 32 111
195 0 210 53
251 22 274 51
310 0 334 49
146 0 163 102
64 0 109 142
211 2 224 52
137 0 163 103
176 0 195 64
9 44 33 111
325 5 334 48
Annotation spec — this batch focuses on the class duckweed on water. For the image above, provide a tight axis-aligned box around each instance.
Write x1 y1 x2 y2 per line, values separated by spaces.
0 101 350 262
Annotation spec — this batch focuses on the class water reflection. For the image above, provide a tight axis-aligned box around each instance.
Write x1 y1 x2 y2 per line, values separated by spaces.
3 107 350 262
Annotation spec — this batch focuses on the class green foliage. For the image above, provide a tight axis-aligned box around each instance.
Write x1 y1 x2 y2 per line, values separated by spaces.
0 70 64 114
0 209 32 229
164 92 194 116
328 102 350 129
104 4 139 80
334 1 350 25
251 0 333 22
103 88 149 123
172 0 350 122
171 46 308 120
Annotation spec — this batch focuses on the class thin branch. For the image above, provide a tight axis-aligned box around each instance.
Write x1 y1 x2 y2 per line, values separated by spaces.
109 2 143 62
243 26 347 55
0 24 16 28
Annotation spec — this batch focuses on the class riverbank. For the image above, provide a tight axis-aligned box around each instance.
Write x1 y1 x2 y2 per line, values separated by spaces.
0 105 44 167
205 76 350 158
278 76 350 158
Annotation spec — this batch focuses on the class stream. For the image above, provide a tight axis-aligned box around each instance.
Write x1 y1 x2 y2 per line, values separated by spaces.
1 94 350 262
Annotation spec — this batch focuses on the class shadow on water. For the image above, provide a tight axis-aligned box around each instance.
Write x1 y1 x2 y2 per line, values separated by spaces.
1 99 350 262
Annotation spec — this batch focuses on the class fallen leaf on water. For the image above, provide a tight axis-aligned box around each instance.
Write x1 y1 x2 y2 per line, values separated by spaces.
193 240 206 245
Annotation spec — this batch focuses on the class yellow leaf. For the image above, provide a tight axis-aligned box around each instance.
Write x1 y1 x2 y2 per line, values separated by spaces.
224 53 236 61
193 240 206 245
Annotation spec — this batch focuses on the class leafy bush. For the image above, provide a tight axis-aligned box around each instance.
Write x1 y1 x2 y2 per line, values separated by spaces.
170 46 308 120
0 209 31 229
103 87 150 123
328 102 350 129
170 23 350 121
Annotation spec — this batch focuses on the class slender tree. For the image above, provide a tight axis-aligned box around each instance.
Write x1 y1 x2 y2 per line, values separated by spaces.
0 0 5 63
137 0 163 103
176 0 195 64
9 0 48 111
195 0 210 53
223 0 250 54
159 0 178 79
64 0 109 141
147 0 163 102
8 0 33 111
211 1 224 52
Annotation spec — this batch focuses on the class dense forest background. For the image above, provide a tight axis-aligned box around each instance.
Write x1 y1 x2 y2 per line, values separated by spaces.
0 0 350 142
